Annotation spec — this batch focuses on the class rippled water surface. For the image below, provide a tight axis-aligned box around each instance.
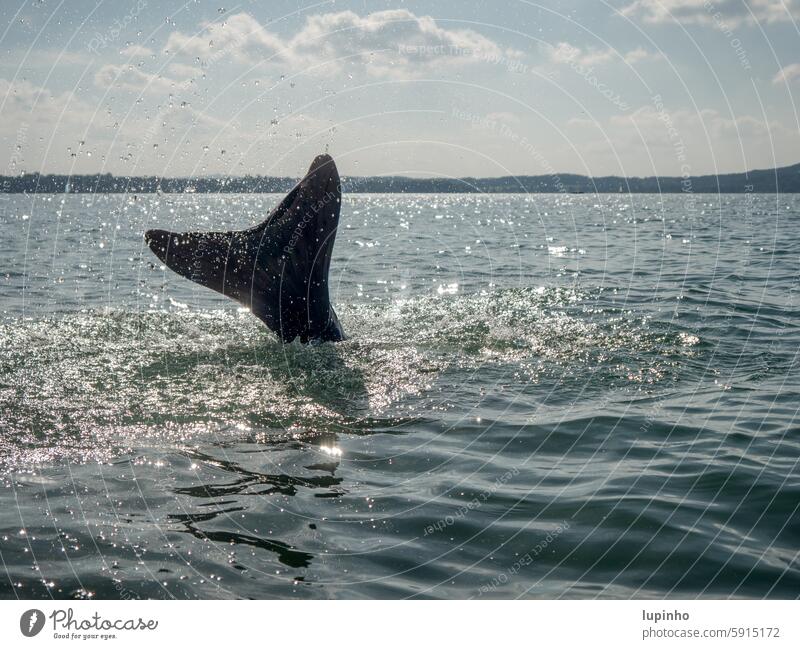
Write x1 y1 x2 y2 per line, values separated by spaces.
1 192 798 599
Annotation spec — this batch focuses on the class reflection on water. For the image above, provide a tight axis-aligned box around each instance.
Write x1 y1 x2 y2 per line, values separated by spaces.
169 436 346 571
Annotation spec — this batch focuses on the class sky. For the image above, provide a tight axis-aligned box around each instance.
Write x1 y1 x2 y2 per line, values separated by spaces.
1 0 799 179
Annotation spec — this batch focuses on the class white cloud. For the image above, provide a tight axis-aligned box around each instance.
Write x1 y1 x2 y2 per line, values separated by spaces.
546 42 661 67
163 10 515 77
0 78 92 133
94 64 191 93
0 48 94 70
0 78 111 173
164 12 284 64
120 44 153 57
623 47 663 64
567 103 800 174
288 9 507 70
167 63 203 79
620 0 800 27
547 42 587 65
773 63 800 84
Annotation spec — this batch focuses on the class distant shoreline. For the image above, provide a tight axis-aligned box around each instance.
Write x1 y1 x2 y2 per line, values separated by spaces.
2 162 798 193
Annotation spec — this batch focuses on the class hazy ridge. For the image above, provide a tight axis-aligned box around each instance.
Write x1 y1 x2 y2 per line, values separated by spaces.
2 162 799 193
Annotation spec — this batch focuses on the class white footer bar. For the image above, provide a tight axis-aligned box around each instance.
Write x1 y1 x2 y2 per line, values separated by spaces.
2 600 796 648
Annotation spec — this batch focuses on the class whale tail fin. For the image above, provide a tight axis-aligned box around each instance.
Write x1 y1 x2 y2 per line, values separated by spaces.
145 154 344 343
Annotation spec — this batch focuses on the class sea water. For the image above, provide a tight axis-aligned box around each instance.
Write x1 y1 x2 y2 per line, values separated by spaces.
0 192 798 598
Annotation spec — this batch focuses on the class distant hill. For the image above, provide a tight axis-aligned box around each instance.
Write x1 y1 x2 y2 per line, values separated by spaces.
2 162 799 194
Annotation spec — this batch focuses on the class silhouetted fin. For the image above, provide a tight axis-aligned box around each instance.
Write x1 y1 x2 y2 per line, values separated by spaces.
145 154 345 343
